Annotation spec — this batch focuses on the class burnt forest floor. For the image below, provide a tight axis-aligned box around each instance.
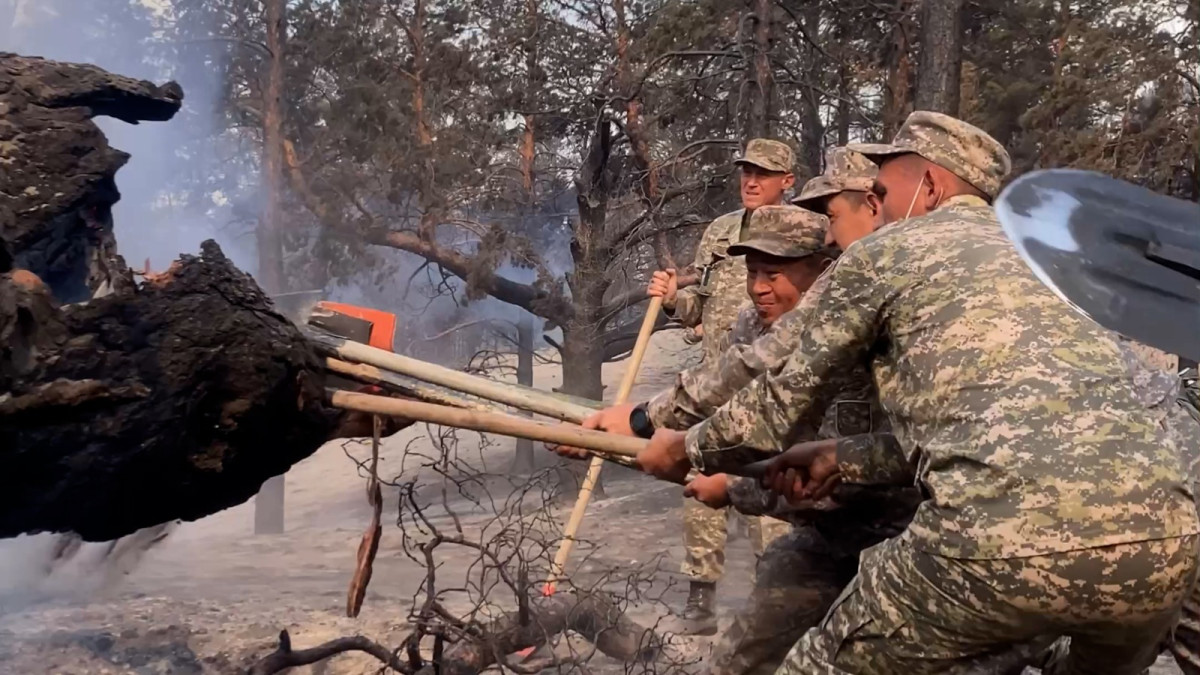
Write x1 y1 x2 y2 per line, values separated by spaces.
0 331 1183 675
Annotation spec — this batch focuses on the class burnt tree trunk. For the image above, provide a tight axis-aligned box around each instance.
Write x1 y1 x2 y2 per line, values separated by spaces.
0 242 340 541
511 314 536 474
0 54 383 541
743 0 775 140
914 0 964 114
882 0 915 139
255 0 290 535
797 4 824 179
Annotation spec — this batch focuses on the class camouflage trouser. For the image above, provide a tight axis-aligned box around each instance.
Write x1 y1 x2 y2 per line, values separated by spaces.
705 526 856 675
1169 579 1200 673
779 534 1199 675
681 496 790 583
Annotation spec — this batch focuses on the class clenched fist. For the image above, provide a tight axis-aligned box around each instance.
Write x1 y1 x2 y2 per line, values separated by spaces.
647 269 679 307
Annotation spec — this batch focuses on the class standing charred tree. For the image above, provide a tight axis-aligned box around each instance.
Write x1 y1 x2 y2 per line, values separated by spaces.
882 0 915 138
255 0 288 535
914 0 964 114
743 0 776 140
511 314 536 474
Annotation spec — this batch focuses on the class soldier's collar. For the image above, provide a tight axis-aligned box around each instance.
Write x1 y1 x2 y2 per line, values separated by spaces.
940 194 990 209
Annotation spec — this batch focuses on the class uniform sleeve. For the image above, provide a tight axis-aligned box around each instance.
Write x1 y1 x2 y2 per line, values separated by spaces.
665 225 719 327
647 306 803 430
684 245 886 474
836 433 915 486
725 475 782 518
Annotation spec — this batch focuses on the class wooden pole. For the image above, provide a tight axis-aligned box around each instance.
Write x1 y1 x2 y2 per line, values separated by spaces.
310 331 599 423
544 297 663 594
326 358 494 413
328 390 647 458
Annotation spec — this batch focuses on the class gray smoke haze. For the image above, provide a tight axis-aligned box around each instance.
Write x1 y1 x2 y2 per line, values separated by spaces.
1 2 570 360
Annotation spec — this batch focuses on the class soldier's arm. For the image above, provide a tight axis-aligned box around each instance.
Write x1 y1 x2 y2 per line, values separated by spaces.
684 245 886 474
725 433 905 519
646 306 778 429
836 433 916 486
665 227 718 327
647 282 827 431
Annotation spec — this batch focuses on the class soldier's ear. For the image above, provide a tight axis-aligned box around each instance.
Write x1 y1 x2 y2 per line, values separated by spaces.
922 168 942 211
782 173 796 190
865 191 882 217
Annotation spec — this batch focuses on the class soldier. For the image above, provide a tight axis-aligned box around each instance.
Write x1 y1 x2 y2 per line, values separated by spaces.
555 154 907 675
645 138 796 634
636 111 1200 673
791 147 883 250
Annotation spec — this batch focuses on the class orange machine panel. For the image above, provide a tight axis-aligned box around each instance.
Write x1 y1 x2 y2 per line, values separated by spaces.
315 301 396 352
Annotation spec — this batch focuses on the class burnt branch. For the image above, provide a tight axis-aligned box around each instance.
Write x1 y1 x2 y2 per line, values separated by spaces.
248 630 411 675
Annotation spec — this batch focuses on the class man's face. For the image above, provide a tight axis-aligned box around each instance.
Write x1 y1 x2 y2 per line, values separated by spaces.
871 154 930 224
745 252 826 327
740 165 795 211
823 192 884 249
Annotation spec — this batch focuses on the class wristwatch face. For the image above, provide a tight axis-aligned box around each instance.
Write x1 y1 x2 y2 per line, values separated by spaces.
630 405 653 438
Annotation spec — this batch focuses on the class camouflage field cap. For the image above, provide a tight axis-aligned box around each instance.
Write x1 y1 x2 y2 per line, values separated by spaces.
847 111 1012 198
792 147 879 209
728 205 830 259
734 138 796 174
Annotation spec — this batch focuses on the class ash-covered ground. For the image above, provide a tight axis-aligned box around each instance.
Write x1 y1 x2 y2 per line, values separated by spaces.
0 331 1183 674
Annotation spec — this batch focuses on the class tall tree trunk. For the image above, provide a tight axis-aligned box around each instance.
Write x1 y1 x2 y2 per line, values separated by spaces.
555 321 605 499
836 64 851 146
914 0 964 114
744 0 775 140
613 0 658 204
254 0 288 536
797 4 824 178
882 0 914 139
511 314 536 474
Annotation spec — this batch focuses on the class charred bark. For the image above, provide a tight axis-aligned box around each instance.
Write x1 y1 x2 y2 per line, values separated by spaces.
0 242 342 541
914 0 964 114
0 55 386 540
248 590 662 675
0 53 182 304
882 0 915 139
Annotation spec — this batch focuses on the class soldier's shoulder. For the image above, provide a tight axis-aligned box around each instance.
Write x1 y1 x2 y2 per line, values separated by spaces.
859 203 1000 257
708 209 745 228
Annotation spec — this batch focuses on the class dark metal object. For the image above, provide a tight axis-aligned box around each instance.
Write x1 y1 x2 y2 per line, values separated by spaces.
995 169 1200 362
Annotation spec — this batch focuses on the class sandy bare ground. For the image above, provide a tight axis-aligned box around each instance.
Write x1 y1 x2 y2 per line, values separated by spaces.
0 331 1182 674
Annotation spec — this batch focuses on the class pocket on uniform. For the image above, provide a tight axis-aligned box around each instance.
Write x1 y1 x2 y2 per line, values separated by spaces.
821 552 911 666
834 399 874 436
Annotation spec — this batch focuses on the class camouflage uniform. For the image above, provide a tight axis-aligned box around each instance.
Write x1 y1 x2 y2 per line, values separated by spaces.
1030 343 1200 675
1121 342 1199 675
667 140 797 584
686 112 1200 674
652 205 923 675
1179 368 1200 674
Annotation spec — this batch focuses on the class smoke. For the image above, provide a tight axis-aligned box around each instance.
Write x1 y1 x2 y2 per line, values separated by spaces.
2 0 257 274
0 0 251 597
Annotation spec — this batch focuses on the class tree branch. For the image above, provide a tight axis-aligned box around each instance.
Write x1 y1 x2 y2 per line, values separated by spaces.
281 140 572 322
248 630 411 675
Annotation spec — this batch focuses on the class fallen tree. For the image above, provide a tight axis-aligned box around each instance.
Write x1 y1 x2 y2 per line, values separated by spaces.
0 53 408 541
0 242 350 541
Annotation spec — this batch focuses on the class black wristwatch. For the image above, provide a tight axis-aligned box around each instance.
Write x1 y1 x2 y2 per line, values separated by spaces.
629 403 656 439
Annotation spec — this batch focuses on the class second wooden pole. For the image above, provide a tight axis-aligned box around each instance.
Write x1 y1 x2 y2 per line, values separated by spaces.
543 296 664 594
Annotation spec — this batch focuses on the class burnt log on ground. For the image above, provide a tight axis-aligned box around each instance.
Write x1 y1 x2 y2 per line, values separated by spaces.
0 241 347 541
248 590 663 675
